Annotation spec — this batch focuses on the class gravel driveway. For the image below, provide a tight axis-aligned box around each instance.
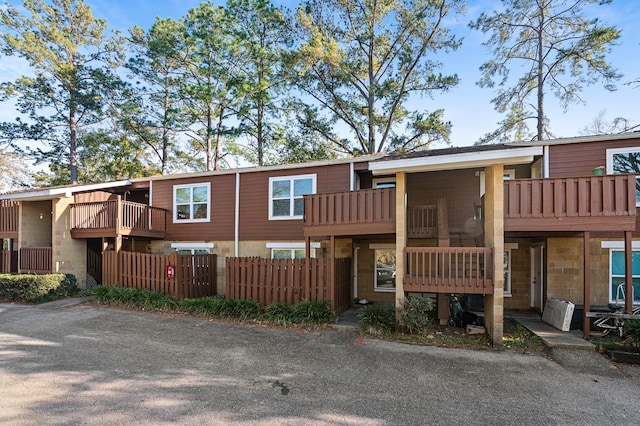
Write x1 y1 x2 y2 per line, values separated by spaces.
1 300 639 425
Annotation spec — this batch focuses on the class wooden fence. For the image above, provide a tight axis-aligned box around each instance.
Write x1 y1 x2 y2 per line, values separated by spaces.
0 200 19 235
102 251 217 298
0 250 13 273
226 257 352 314
19 247 52 274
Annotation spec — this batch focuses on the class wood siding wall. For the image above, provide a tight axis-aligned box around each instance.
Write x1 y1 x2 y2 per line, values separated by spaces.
548 137 640 178
151 163 352 242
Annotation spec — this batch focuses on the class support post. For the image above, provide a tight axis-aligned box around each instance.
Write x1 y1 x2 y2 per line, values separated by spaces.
329 235 335 310
395 172 407 310
625 230 633 313
583 231 591 339
305 236 311 301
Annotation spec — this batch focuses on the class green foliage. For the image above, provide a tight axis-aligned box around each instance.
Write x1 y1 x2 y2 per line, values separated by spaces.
179 297 225 316
624 319 640 348
0 0 125 184
291 300 336 324
0 273 79 303
358 304 396 334
470 0 621 143
264 302 295 325
397 296 434 335
92 286 177 310
293 0 463 154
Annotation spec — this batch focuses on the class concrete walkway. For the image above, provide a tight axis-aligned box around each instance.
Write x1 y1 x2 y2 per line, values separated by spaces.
507 311 595 350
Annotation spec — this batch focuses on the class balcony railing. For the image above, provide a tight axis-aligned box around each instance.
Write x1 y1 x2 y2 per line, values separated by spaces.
504 174 637 232
407 204 438 238
304 188 396 237
404 247 494 295
20 247 52 274
71 199 167 238
0 200 19 236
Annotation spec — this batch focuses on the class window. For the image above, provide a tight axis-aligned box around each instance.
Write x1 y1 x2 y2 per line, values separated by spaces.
609 250 640 305
173 183 210 223
269 174 316 220
267 242 318 259
374 247 396 292
372 177 396 188
503 243 518 296
606 147 640 206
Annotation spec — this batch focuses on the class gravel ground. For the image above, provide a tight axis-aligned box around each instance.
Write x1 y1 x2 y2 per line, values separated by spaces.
1 300 639 425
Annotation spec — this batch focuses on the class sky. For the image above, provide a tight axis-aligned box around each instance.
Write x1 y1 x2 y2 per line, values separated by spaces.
1 0 640 150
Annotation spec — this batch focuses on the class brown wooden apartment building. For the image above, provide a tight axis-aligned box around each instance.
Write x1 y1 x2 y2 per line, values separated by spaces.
2 134 640 344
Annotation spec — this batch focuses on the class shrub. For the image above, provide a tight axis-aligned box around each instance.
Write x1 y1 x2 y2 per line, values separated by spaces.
625 319 640 348
91 286 176 311
398 296 434 335
179 297 225 316
0 273 79 303
358 304 396 334
291 300 336 324
264 302 295 325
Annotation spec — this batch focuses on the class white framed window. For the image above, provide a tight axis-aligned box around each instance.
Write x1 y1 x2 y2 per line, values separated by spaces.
268 174 316 220
171 242 214 255
173 183 210 223
608 249 640 305
372 177 396 188
370 244 396 292
504 243 518 297
267 242 319 259
606 147 640 206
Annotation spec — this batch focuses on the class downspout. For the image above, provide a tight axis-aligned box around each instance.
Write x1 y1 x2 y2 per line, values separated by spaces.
543 145 549 178
235 172 240 257
350 162 355 191
353 245 359 299
149 180 153 205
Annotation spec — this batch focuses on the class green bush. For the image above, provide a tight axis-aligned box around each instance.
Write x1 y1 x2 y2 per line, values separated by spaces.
91 286 177 311
0 273 79 303
397 296 434 335
179 297 225 316
264 302 295 325
291 300 336 324
358 304 396 334
625 319 640 348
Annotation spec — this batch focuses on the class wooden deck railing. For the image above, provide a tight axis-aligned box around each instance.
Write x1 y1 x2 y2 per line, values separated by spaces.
0 200 19 235
504 175 637 231
404 247 494 295
304 188 396 236
407 204 438 238
71 200 167 236
19 247 52 274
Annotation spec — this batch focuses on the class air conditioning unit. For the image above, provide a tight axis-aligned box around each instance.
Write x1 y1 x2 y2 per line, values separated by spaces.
542 297 575 331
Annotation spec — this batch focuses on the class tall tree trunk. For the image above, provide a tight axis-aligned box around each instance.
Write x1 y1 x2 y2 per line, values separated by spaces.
367 4 376 154
536 7 544 141
161 84 170 175
69 108 78 184
214 106 224 171
206 104 213 171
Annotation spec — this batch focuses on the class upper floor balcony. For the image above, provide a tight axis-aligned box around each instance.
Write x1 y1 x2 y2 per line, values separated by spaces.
70 199 167 239
504 174 637 232
0 200 19 238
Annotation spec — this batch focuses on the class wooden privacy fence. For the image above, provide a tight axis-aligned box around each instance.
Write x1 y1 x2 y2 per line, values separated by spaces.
404 247 494 295
19 247 52 274
0 200 18 234
0 250 13 273
226 257 352 314
103 251 217 298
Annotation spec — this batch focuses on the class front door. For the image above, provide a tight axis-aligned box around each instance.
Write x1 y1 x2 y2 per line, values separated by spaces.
530 244 545 310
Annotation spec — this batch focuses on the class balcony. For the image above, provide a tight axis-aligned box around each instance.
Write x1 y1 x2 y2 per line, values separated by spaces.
404 247 494 295
0 200 19 238
304 188 396 237
70 199 167 239
504 175 637 232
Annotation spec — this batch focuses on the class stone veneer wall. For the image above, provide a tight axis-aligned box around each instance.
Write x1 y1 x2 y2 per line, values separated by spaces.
51 197 87 287
546 237 614 306
20 201 52 248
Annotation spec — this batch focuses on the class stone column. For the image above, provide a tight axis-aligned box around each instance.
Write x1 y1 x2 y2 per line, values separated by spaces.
52 197 87 287
484 164 504 347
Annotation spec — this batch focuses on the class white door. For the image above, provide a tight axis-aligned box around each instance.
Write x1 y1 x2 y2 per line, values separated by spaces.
530 244 545 310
